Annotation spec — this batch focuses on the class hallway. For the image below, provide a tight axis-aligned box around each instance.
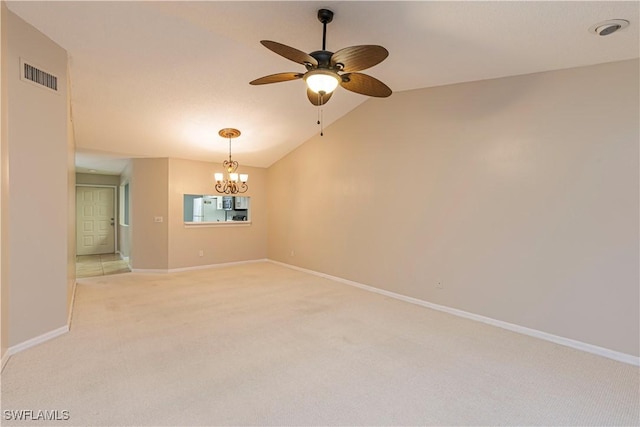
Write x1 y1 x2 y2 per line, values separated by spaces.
76 254 130 278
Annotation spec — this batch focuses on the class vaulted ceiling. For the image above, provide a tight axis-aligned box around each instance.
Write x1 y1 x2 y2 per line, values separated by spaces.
7 1 639 174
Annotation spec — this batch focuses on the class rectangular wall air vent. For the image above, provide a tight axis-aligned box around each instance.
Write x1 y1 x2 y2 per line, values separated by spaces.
20 59 58 93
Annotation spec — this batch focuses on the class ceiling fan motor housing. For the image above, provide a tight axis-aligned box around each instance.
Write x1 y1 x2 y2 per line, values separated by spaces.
309 50 334 68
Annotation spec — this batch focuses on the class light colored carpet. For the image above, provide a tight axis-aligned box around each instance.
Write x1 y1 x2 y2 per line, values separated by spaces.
1 262 638 426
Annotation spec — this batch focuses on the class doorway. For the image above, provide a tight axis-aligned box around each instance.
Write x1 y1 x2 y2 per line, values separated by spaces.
76 186 116 255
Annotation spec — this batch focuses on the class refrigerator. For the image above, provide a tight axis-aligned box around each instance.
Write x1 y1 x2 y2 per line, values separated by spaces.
192 197 204 222
202 196 219 221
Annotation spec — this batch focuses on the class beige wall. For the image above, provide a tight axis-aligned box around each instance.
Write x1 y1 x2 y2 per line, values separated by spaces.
3 9 71 346
130 158 169 270
76 172 120 186
124 157 267 270
1 1 10 359
167 158 267 269
66 68 76 314
267 60 639 357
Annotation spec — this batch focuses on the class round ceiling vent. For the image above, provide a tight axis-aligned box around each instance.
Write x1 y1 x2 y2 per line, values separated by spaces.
589 19 630 36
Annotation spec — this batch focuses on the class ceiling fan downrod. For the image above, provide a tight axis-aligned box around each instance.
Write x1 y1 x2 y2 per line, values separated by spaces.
317 9 334 51
315 9 332 136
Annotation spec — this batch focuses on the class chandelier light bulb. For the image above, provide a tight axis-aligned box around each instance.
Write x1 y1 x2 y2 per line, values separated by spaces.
239 174 248 183
214 173 223 182
305 69 340 94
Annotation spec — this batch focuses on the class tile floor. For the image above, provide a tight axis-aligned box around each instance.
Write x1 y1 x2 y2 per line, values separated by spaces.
76 253 131 278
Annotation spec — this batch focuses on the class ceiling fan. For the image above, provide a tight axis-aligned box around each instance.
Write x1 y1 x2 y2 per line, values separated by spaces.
249 8 392 106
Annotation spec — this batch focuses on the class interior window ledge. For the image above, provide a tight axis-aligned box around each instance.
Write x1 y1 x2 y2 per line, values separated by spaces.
184 221 252 228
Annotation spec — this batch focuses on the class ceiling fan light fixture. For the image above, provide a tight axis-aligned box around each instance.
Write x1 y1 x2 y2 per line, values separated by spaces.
304 69 340 94
250 8 391 109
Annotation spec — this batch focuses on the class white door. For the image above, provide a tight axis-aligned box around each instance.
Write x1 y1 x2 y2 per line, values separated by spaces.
76 186 115 255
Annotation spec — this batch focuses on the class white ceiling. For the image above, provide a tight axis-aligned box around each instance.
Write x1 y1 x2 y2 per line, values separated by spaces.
7 1 639 175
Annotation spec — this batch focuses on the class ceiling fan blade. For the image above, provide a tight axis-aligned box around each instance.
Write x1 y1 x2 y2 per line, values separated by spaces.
306 88 333 106
340 73 392 98
261 40 318 67
250 72 303 85
331 45 388 72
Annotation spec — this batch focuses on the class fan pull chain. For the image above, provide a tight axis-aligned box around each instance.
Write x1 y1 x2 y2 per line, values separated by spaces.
316 93 325 136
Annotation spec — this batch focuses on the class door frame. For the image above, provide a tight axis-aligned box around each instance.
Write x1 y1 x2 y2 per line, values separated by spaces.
76 184 118 255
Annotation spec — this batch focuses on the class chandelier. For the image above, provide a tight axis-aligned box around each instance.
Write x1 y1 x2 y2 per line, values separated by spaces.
214 128 248 194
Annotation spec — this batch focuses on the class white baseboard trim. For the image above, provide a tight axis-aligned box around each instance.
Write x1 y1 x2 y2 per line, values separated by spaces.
2 325 69 371
268 259 639 367
67 280 78 328
132 258 268 274
1 352 9 372
130 268 166 274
